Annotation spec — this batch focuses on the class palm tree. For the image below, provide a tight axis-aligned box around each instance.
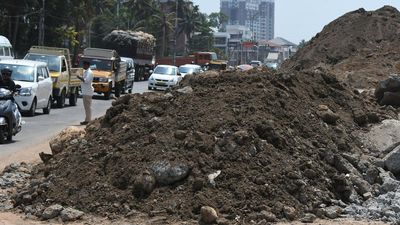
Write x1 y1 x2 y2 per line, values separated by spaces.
152 10 176 57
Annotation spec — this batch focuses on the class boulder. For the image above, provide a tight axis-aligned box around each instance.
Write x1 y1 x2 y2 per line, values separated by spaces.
375 75 400 102
60 207 84 222
383 145 400 175
42 204 63 220
176 86 193 94
200 206 218 224
150 161 190 185
379 91 400 106
324 206 342 219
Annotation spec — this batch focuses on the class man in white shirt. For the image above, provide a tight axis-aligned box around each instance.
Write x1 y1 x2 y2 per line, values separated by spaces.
77 61 94 125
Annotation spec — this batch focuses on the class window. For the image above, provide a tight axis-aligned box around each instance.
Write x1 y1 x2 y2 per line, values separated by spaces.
4 47 10 56
0 47 4 56
37 66 44 81
42 67 49 78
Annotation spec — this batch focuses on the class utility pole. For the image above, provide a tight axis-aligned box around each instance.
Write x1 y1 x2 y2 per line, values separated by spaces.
38 0 45 45
173 0 178 66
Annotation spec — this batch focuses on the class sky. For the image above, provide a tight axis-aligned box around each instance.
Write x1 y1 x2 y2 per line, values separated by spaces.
191 0 400 44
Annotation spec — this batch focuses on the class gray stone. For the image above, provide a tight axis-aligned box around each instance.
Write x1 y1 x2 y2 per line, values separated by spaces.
379 171 400 194
174 130 187 140
334 155 361 176
176 86 193 94
150 161 190 185
300 213 316 223
42 204 63 220
350 175 371 196
324 206 342 219
320 110 340 125
60 207 84 222
383 145 400 175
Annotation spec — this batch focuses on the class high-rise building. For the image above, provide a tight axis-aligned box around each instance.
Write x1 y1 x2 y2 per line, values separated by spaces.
220 0 274 41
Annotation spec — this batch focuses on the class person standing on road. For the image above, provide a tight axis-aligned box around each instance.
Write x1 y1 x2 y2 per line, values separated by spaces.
77 61 94 125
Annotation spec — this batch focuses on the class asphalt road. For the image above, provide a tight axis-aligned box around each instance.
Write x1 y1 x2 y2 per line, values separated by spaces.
0 81 149 154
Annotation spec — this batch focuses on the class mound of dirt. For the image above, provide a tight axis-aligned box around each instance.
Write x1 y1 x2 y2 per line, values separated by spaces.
283 6 400 89
12 67 394 223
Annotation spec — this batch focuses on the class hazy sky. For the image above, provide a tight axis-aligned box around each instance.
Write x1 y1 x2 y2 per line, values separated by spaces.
192 0 400 44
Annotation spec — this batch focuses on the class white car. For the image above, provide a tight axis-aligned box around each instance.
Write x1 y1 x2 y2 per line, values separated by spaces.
148 65 182 90
178 64 203 77
0 60 53 116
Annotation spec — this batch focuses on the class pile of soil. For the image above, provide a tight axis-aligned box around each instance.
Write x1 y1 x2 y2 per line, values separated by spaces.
14 68 393 223
11 6 400 224
283 6 400 89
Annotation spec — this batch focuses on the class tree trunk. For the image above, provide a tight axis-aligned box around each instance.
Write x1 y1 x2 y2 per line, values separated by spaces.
161 24 166 57
12 16 19 48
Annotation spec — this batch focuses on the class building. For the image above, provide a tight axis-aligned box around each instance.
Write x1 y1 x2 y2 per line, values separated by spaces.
220 0 274 41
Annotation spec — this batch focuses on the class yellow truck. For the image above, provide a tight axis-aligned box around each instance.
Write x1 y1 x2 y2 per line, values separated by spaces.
24 46 82 108
79 48 127 99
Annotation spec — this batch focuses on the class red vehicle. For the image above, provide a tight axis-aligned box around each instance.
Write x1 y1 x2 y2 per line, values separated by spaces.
156 52 218 67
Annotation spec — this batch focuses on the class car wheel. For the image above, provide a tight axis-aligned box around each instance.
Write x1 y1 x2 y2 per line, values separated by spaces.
43 97 51 114
6 133 12 141
0 129 4 144
27 98 37 117
148 86 152 90
57 90 66 108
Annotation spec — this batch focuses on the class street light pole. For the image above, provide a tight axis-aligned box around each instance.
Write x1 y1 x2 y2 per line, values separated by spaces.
173 0 178 66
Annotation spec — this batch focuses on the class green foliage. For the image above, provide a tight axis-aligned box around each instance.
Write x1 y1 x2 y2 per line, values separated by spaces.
298 39 308 49
0 0 217 58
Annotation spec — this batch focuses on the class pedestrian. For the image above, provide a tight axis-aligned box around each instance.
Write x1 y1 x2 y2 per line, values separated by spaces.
0 68 15 90
77 61 94 125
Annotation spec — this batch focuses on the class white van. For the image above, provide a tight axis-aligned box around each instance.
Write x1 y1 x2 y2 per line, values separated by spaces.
0 35 14 61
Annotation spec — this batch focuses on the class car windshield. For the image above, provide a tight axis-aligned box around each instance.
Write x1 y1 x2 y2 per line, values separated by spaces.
179 67 196 74
80 58 112 71
154 66 176 75
0 64 34 82
25 54 59 72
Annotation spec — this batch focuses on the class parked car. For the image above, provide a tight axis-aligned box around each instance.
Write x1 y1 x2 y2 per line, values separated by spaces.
0 35 14 61
250 60 262 68
148 65 181 90
266 62 278 70
121 57 135 93
178 64 203 77
0 60 53 116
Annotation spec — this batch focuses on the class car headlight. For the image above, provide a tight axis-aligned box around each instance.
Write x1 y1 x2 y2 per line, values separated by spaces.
169 78 175 82
149 76 154 81
19 87 32 96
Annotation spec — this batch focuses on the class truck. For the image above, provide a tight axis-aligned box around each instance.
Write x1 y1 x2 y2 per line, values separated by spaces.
102 30 156 81
24 46 82 108
79 48 127 100
155 52 218 67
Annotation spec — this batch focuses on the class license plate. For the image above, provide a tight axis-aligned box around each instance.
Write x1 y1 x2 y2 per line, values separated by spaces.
156 82 165 85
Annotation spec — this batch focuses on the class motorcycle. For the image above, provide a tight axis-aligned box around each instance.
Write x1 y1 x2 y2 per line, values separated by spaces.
0 85 22 144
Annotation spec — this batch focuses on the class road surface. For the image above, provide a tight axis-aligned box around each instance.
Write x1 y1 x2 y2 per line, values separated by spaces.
0 81 149 168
